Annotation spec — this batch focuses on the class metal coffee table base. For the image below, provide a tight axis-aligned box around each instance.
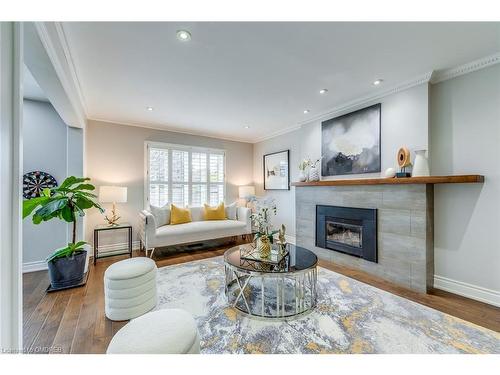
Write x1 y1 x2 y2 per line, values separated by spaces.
224 264 317 319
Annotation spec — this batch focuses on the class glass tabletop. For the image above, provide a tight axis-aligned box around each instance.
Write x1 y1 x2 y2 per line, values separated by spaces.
95 222 132 230
224 243 318 274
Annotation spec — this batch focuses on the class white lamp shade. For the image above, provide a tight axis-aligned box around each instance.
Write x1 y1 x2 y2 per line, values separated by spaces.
238 186 255 199
99 186 127 203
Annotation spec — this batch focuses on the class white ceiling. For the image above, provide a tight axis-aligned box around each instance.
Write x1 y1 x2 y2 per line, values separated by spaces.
62 22 500 143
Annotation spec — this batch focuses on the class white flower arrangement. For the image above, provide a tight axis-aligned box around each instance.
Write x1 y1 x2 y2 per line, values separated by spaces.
250 197 278 242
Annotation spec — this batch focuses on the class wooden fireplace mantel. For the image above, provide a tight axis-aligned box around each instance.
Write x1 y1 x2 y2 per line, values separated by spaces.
291 175 484 187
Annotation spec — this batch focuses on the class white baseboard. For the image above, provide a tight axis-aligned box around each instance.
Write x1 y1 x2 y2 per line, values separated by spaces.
23 260 48 273
434 275 500 307
23 242 141 273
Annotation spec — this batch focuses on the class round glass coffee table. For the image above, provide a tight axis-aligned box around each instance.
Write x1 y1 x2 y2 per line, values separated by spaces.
224 243 318 319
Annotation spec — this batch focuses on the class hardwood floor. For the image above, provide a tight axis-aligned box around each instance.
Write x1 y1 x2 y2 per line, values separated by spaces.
23 246 229 354
23 245 500 354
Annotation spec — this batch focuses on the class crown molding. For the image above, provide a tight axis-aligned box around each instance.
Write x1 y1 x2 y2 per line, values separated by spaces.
33 22 87 128
253 124 302 143
253 71 433 144
297 71 434 128
53 22 89 117
89 117 254 144
430 52 500 84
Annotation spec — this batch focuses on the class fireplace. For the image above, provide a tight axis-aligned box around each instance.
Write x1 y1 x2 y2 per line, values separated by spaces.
316 205 377 262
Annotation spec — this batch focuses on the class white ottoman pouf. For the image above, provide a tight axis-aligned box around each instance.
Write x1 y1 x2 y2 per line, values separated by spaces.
104 257 157 321
106 309 200 354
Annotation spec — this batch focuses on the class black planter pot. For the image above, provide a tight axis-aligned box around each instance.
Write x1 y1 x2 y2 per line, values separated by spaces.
47 250 86 289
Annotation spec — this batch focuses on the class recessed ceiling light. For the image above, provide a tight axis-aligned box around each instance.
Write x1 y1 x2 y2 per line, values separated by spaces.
373 79 384 86
146 106 154 111
303 109 310 114
319 89 328 94
176 30 192 42
244 125 250 129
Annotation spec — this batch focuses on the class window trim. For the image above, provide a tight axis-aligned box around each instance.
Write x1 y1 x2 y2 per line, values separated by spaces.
144 141 226 208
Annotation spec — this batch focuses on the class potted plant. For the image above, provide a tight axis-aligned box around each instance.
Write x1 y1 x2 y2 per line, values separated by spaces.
298 159 311 182
23 176 104 289
251 198 278 258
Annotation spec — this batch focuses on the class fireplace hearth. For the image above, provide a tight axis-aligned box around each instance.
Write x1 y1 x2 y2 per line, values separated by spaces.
316 205 377 262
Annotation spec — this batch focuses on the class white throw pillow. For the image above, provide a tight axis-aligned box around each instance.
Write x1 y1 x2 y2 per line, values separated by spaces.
225 202 237 220
149 204 171 227
189 206 204 222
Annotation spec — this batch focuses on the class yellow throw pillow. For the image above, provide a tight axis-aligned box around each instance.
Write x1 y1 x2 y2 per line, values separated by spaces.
170 204 192 225
203 202 226 220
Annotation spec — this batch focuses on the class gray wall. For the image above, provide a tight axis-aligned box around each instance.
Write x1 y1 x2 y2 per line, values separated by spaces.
253 83 429 237
431 64 500 298
85 120 254 247
23 99 84 264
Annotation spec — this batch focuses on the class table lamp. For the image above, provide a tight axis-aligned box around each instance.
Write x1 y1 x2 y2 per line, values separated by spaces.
99 186 127 226
238 186 255 207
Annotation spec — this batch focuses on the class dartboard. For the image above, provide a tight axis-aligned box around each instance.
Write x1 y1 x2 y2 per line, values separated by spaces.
23 171 58 199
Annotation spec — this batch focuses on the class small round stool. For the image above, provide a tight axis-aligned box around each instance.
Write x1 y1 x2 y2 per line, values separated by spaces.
106 309 200 354
104 257 157 321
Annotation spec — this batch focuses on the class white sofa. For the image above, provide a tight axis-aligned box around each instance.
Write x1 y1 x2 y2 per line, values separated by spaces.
139 206 252 258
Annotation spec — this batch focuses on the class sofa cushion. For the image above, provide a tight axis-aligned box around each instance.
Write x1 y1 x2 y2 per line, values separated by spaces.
171 204 192 225
149 204 170 227
203 203 226 220
152 220 247 247
225 202 237 220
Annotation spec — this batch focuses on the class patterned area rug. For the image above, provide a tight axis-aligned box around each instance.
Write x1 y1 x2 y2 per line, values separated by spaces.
154 256 500 354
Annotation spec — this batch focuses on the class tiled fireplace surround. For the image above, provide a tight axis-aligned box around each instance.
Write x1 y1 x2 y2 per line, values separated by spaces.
295 184 434 293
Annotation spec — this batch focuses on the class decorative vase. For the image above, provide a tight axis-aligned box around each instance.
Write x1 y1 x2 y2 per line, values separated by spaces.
257 236 271 258
412 150 430 177
298 170 307 182
308 165 320 181
384 167 396 178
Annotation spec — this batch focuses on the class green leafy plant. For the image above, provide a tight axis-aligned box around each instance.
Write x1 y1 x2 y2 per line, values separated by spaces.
23 176 104 262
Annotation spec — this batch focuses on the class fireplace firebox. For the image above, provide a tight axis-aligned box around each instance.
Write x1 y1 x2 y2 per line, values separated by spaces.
316 205 377 262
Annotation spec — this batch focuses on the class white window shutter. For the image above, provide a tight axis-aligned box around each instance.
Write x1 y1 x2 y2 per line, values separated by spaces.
147 144 225 207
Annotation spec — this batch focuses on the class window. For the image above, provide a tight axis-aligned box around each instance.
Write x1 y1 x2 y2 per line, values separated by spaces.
146 142 225 207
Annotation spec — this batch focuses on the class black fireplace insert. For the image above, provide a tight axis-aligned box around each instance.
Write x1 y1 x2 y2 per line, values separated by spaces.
316 205 377 262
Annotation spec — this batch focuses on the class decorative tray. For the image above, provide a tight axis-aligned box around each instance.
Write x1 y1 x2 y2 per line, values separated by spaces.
239 244 289 265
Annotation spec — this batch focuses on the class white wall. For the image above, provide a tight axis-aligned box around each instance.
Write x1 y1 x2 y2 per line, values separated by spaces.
253 83 430 238
431 64 500 304
85 120 254 247
23 100 68 264
67 126 84 243
22 99 85 267
253 130 301 237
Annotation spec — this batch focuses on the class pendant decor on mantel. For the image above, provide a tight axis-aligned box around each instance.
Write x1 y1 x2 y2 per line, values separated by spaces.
308 165 320 181
412 150 430 177
23 171 58 199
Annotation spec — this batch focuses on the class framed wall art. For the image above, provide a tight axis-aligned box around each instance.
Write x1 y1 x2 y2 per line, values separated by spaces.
263 150 290 190
321 103 381 176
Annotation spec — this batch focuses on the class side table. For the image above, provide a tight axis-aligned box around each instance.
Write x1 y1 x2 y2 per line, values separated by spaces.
93 223 133 265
